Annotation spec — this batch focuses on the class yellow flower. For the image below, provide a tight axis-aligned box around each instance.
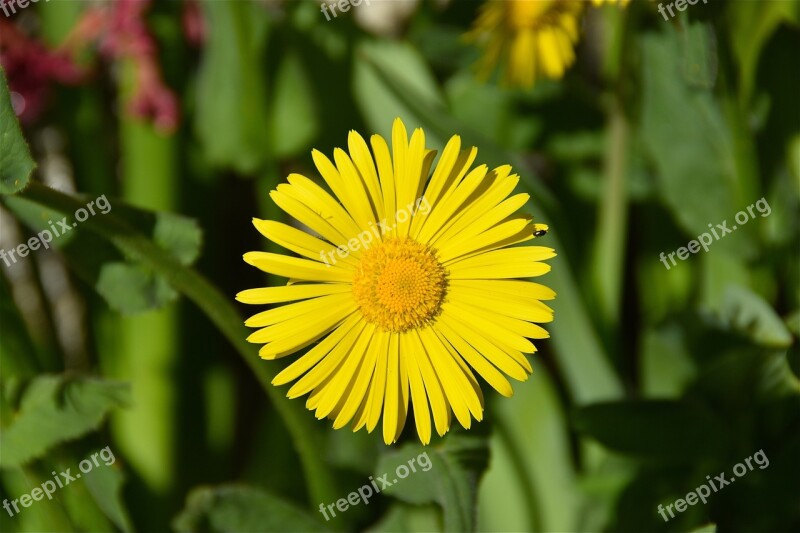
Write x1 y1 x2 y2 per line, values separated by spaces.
467 0 584 88
238 118 555 445
591 0 630 5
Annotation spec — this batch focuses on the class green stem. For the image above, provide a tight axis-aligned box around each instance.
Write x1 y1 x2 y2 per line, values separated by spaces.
17 182 338 510
592 4 631 335
591 104 628 329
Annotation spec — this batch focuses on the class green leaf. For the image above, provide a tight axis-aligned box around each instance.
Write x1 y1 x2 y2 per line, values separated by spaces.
641 25 755 258
353 39 447 146
573 400 729 462
366 503 441 533
96 262 177 313
0 68 35 195
689 524 717 533
83 458 135 532
715 285 793 348
640 324 697 399
2 193 203 313
152 211 203 265
172 485 330 533
0 375 129 468
680 22 718 89
195 0 271 174
478 367 579 532
729 0 799 103
270 50 319 158
445 72 541 150
374 431 488 532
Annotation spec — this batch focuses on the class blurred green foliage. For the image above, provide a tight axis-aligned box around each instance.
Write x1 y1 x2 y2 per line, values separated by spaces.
1 1 799 532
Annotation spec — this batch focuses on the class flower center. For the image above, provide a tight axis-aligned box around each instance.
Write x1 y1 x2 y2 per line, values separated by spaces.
352 237 447 332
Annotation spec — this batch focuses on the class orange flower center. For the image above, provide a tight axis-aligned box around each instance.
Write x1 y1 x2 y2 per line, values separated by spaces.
352 237 447 332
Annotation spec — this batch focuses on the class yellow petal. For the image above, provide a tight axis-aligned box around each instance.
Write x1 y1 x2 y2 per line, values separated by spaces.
417 327 476 429
408 330 450 436
371 133 397 239
434 321 514 397
348 130 385 220
383 333 407 444
243 252 352 283
272 314 363 386
401 332 432 444
449 279 556 301
437 313 529 381
287 319 367 399
236 283 351 305
283 174 363 241
417 164 488 244
449 285 554 325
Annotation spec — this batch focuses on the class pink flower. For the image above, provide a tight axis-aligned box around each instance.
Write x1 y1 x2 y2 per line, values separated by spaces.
0 20 84 123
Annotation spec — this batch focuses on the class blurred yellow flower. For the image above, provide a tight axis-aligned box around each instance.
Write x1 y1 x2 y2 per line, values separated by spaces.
467 0 584 88
238 118 555 445
591 0 631 5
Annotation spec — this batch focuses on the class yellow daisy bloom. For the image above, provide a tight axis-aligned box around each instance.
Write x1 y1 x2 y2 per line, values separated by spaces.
238 118 556 445
467 0 584 88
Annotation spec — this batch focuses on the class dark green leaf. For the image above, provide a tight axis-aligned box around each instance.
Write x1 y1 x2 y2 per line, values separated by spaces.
729 0 799 102
172 485 330 533
715 285 793 348
83 458 135 532
195 0 271 174
366 503 441 533
640 324 697 399
0 68 35 195
0 375 129 468
681 22 718 88
96 262 177 314
641 25 755 258
270 50 319 158
374 431 488 532
478 367 579 532
573 400 729 462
